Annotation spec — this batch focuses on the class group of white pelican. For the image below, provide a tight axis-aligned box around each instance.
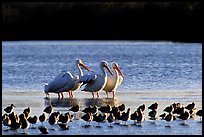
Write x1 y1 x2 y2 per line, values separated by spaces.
44 59 124 99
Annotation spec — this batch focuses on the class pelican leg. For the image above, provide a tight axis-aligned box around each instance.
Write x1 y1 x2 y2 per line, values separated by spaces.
112 91 115 99
92 92 94 99
96 92 100 99
68 91 71 98
106 92 108 98
61 93 64 99
71 91 74 98
58 93 60 99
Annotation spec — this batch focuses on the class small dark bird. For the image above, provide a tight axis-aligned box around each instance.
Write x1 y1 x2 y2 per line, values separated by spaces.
165 113 174 122
118 104 125 112
27 116 38 128
121 108 131 125
81 112 93 126
148 102 159 110
172 102 182 110
189 108 197 118
137 104 146 112
164 113 174 127
185 102 196 110
90 105 98 114
82 106 92 113
94 113 107 127
48 115 57 129
8 112 19 125
136 109 145 123
173 106 185 115
163 105 174 113
3 115 11 128
159 113 167 120
50 111 60 120
178 111 190 125
38 126 49 134
69 105 80 113
98 105 111 113
39 113 46 125
148 110 158 120
107 113 115 127
58 123 69 130
10 121 22 134
4 104 15 113
43 105 53 115
196 110 202 122
130 111 138 124
58 113 70 124
19 113 30 133
2 113 9 123
69 105 80 119
23 107 31 116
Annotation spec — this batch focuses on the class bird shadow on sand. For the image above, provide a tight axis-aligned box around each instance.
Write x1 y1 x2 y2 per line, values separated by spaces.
44 97 119 108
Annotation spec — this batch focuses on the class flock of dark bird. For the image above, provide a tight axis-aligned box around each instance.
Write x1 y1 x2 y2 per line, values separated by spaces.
2 102 202 134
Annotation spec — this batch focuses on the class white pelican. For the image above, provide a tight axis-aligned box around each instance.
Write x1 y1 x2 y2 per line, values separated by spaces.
44 59 90 99
103 62 124 98
79 61 113 99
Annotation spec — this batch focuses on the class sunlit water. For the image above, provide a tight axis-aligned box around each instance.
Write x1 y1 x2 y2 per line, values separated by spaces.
2 41 202 135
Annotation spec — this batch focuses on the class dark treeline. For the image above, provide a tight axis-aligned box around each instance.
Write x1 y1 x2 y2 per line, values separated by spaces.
2 2 202 42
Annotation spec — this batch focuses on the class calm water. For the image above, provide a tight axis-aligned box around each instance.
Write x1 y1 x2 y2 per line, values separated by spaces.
2 41 202 92
2 41 202 135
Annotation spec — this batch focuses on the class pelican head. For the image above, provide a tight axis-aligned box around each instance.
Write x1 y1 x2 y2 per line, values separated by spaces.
75 59 91 72
112 62 124 78
100 61 114 76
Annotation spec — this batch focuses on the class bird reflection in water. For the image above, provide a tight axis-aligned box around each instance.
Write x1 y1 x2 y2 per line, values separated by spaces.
44 97 118 109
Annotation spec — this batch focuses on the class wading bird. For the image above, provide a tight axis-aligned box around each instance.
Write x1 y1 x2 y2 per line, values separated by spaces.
103 62 124 98
79 61 113 99
44 59 90 99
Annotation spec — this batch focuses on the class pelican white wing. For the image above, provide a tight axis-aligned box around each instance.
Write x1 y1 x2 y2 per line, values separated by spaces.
44 71 75 93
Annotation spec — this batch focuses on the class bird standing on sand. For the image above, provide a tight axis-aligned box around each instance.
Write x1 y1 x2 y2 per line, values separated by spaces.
136 109 145 124
39 113 46 125
4 104 15 113
103 62 124 98
148 110 158 120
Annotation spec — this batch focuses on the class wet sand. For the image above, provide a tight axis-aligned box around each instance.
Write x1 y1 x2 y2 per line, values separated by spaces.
2 89 202 135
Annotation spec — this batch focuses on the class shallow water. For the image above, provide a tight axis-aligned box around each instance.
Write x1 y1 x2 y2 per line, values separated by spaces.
2 90 202 135
2 41 202 135
2 41 202 92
